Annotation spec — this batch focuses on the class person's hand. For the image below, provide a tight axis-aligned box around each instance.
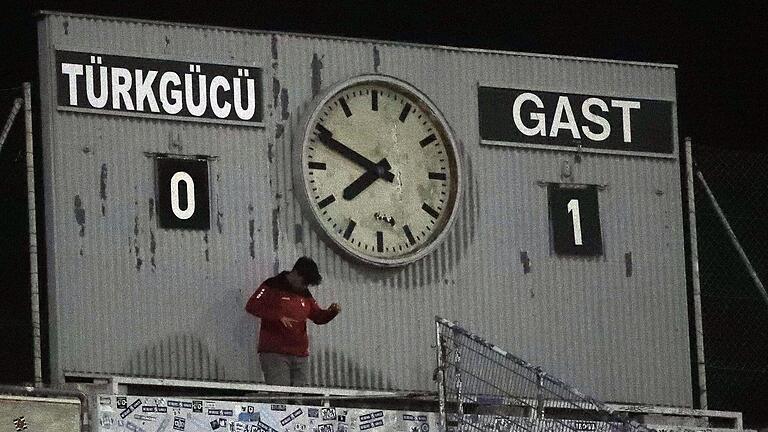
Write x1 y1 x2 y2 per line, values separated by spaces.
328 303 341 314
280 316 299 328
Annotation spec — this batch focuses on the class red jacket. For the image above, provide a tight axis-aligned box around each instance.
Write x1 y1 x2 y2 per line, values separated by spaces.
245 272 338 357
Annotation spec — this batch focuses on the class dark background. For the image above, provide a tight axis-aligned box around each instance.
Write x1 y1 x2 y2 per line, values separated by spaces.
1 0 766 427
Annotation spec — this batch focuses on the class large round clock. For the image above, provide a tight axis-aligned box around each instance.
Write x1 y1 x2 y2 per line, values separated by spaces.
294 75 462 267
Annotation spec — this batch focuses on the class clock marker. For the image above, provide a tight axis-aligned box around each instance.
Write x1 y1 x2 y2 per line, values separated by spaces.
428 172 447 180
318 194 336 209
339 97 352 117
420 134 437 147
403 225 416 245
315 123 332 136
422 202 440 219
308 162 327 170
399 103 412 122
376 231 384 252
371 90 378 111
343 219 356 240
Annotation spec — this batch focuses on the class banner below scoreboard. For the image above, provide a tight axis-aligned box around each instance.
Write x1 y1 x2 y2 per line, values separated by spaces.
96 395 436 432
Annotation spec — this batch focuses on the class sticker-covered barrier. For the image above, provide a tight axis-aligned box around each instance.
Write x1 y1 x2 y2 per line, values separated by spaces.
0 395 81 432
434 317 656 432
96 395 437 432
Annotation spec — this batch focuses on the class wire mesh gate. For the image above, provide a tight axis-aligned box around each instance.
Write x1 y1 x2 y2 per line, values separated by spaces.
434 317 655 432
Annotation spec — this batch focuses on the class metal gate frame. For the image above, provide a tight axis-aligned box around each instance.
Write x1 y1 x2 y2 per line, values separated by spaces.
434 317 656 432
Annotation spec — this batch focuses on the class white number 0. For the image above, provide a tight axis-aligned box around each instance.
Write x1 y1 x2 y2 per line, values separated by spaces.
170 171 195 220
567 199 583 246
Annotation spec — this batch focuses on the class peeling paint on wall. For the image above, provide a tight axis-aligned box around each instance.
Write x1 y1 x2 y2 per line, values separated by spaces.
248 204 255 259
272 77 281 110
373 46 381 73
271 35 278 67
294 224 303 244
150 228 156 271
280 88 289 121
134 200 142 271
204 233 210 262
311 53 324 97
272 206 280 274
215 174 224 234
168 131 182 151
99 163 107 216
73 195 85 237
520 250 531 274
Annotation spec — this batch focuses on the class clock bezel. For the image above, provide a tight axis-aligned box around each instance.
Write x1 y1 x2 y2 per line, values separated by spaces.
293 74 463 267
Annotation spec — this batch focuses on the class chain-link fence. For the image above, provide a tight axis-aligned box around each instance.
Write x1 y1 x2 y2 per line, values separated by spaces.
0 85 34 384
435 317 655 432
692 145 768 427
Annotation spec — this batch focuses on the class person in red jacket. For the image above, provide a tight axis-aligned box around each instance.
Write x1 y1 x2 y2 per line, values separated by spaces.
246 256 341 386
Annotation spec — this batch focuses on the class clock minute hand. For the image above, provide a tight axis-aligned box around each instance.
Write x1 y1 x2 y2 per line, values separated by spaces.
343 158 391 200
315 125 395 182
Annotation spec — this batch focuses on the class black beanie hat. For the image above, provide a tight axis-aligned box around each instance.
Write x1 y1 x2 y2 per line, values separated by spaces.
293 256 322 285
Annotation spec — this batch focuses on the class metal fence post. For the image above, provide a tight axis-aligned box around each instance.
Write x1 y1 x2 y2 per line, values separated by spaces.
435 319 448 432
23 82 43 387
453 329 463 430
685 137 708 409
536 368 545 419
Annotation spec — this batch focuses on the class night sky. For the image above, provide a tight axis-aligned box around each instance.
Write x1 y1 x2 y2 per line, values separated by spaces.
1 0 766 424
3 1 767 153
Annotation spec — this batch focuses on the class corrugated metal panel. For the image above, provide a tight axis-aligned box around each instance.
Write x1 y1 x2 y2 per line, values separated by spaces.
37 12 690 406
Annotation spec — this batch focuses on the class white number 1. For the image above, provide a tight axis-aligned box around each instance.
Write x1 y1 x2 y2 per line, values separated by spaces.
567 199 583 245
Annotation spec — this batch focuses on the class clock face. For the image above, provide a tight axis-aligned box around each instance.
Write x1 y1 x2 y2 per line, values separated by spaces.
295 75 461 267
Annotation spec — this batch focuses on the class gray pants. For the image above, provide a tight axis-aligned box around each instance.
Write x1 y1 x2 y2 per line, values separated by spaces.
259 353 309 387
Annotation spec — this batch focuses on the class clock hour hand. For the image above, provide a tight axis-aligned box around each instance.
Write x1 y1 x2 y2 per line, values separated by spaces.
343 158 391 200
315 124 395 182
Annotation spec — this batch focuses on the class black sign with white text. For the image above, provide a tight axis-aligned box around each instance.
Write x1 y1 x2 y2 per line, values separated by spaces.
56 50 263 124
156 158 210 230
479 87 673 154
548 184 603 256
